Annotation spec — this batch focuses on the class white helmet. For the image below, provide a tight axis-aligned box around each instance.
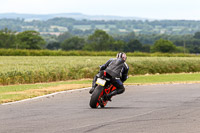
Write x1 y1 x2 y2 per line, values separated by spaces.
116 52 127 61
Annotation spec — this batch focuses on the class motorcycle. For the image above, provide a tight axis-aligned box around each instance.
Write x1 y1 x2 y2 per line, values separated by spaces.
89 71 116 108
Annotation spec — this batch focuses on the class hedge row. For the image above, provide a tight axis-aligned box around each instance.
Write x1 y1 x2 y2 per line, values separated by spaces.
0 49 200 57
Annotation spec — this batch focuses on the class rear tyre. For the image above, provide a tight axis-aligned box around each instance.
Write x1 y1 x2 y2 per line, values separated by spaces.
90 85 104 108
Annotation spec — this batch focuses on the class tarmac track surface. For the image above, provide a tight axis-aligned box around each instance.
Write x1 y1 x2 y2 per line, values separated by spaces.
1 84 200 133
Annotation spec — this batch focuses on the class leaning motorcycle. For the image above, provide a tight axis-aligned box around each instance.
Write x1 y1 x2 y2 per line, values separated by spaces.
89 71 116 108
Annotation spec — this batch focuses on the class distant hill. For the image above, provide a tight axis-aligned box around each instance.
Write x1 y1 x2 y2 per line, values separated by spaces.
0 13 147 21
1 13 200 35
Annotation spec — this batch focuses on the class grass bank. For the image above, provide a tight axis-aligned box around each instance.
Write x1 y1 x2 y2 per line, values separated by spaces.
1 73 200 104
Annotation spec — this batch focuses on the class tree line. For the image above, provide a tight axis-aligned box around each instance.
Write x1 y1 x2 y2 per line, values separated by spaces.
1 28 200 53
46 30 200 53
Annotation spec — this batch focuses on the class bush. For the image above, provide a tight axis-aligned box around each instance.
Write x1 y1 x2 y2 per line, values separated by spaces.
151 39 177 53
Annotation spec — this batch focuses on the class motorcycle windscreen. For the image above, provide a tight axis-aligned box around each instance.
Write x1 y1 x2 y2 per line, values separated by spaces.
96 78 106 86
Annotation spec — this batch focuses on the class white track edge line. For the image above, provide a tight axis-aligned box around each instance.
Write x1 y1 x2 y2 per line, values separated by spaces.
1 87 91 106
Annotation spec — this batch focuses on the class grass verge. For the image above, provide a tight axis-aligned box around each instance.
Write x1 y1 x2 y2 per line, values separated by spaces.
0 80 91 104
126 73 200 84
1 73 200 104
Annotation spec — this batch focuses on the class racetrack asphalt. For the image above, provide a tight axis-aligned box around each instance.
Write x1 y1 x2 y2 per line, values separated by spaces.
1 83 200 133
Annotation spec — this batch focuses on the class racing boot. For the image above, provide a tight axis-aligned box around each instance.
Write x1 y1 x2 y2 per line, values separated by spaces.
106 90 118 101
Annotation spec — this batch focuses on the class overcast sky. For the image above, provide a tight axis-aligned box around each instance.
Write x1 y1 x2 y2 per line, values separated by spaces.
1 0 200 20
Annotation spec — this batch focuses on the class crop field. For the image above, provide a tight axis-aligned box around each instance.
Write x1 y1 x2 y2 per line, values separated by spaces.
1 56 200 85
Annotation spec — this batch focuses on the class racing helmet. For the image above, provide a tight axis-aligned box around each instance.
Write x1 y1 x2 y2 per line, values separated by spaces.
116 52 127 61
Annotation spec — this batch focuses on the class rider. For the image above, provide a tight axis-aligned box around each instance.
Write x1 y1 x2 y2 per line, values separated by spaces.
89 52 121 94
89 52 129 101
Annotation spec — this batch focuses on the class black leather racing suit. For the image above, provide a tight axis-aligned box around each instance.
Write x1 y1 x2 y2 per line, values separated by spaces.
91 58 129 99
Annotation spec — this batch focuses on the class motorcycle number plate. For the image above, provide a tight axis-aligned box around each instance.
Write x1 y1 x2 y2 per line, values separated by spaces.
96 78 106 86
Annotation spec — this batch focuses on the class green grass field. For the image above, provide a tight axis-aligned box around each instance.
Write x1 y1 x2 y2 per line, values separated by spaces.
1 73 200 104
1 56 200 85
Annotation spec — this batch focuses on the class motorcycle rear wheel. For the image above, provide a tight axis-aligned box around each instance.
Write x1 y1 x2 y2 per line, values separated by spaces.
89 85 104 108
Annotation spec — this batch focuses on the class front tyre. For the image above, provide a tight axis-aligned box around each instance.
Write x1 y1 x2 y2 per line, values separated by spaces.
90 85 104 108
